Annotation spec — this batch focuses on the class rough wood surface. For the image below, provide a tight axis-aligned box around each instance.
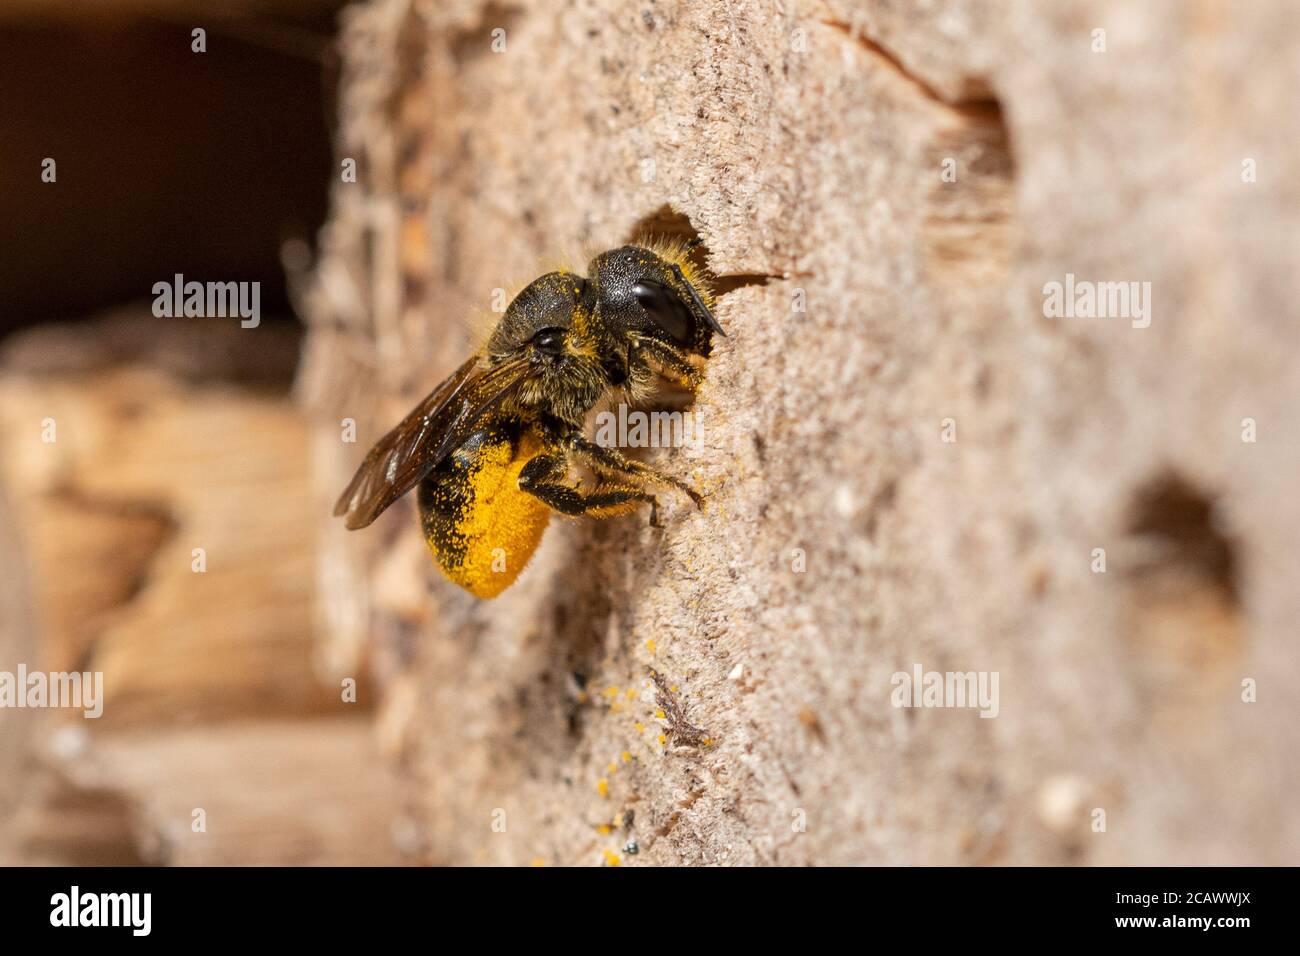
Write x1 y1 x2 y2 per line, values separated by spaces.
295 0 1300 865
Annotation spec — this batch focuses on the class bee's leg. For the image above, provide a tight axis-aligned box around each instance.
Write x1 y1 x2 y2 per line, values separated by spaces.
630 335 705 389
518 454 661 524
564 434 703 508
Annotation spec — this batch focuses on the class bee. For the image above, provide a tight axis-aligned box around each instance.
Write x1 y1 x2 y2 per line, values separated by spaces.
333 241 724 598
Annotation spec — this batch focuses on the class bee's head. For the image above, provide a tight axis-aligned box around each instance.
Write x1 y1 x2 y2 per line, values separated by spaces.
487 271 607 421
586 244 724 355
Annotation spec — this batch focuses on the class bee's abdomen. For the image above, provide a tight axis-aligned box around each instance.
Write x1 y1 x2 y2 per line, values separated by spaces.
417 421 550 599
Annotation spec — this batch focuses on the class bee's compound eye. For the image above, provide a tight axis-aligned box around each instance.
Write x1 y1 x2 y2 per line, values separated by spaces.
532 328 566 355
632 279 693 344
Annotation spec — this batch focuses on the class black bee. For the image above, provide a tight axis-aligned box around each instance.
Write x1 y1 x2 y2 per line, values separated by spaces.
333 241 724 598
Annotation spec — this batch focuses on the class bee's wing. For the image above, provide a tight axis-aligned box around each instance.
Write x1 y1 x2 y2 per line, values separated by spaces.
333 355 530 530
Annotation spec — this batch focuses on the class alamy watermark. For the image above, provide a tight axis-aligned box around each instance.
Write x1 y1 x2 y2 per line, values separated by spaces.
593 403 704 449
50 886 150 936
0 664 103 718
890 663 999 718
152 273 260 328
1042 273 1151 329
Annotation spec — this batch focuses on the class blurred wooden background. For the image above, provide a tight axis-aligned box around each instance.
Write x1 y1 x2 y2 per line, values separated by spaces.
0 0 409 866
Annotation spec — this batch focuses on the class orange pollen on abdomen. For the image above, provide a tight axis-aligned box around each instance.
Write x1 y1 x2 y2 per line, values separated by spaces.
438 430 550 598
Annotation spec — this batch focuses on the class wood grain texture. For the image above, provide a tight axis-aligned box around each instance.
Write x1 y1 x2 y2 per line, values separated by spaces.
0 314 403 865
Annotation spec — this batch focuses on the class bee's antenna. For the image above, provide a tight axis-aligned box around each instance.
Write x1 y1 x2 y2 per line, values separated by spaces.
670 263 726 337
